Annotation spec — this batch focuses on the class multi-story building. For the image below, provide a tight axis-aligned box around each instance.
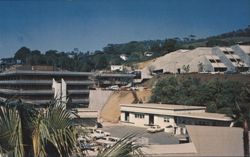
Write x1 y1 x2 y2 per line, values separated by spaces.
137 45 250 81
94 73 135 88
0 69 94 108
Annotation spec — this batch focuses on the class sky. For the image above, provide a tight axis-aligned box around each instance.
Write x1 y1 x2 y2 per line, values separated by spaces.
0 0 250 58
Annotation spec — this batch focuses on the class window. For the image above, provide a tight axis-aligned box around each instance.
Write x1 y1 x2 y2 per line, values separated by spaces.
164 117 170 122
230 58 237 62
223 51 229 54
135 113 144 119
209 59 216 63
223 51 234 54
214 67 227 72
236 59 241 62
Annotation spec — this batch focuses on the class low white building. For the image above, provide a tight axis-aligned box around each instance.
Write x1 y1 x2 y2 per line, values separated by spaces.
120 103 232 128
111 65 124 72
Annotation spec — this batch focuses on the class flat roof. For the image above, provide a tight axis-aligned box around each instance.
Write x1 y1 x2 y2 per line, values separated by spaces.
95 73 135 78
0 70 94 76
186 125 246 156
121 103 206 110
177 112 232 121
121 103 231 121
76 108 98 118
239 45 250 54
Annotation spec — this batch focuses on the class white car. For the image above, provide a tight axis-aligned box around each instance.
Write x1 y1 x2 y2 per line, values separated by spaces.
90 129 110 139
96 136 120 147
109 85 119 90
147 125 164 133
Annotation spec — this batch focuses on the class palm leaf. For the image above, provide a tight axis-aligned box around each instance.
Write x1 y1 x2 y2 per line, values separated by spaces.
0 106 24 157
97 134 144 157
43 104 76 157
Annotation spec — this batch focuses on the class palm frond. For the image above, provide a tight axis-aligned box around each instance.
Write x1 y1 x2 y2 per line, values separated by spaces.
97 134 144 157
0 106 24 157
44 104 76 157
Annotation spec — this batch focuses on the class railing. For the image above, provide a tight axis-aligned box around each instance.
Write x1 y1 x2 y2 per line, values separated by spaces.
0 80 94 85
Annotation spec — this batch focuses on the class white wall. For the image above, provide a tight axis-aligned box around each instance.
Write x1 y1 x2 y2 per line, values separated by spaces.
111 65 124 71
121 106 205 115
121 112 177 128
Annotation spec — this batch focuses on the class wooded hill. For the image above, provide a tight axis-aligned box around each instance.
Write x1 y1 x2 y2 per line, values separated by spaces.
8 26 250 71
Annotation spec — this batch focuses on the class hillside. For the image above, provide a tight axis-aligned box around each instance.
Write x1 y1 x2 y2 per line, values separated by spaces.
142 73 250 89
3 26 250 72
100 90 152 123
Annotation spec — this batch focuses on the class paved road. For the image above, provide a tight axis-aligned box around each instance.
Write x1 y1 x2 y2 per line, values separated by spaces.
102 125 179 145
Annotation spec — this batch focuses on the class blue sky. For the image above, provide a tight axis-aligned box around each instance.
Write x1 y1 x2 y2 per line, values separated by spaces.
0 0 249 58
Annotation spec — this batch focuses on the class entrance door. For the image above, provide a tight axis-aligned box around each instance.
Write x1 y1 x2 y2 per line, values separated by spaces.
149 114 154 125
125 112 129 122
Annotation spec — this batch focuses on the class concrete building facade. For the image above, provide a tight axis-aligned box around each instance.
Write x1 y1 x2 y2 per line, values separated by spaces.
0 70 94 108
138 45 250 81
232 45 250 67
212 47 249 72
120 104 232 128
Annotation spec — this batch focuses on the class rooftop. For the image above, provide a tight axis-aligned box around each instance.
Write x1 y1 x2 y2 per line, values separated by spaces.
121 103 206 111
178 112 232 121
76 108 98 118
186 125 247 156
0 70 93 76
121 103 231 121
239 45 250 54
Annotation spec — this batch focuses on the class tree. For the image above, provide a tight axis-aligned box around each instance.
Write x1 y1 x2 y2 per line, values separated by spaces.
232 83 250 157
0 100 76 157
150 43 161 52
97 134 143 157
197 62 204 72
162 39 177 53
189 34 196 41
182 65 190 73
95 55 108 70
0 99 144 157
14 47 31 63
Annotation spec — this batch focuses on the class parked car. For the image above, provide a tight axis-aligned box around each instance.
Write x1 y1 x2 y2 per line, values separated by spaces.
147 125 164 133
164 125 175 134
106 85 119 90
79 142 97 151
90 129 110 139
96 136 120 147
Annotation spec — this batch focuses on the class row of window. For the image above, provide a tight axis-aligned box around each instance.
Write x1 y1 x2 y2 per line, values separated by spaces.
223 51 234 54
230 58 241 63
209 59 221 63
135 113 145 119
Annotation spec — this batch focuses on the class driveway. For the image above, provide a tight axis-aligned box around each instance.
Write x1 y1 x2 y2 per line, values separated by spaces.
102 125 179 145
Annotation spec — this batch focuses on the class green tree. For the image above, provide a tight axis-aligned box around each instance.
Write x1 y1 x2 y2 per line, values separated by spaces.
14 47 31 63
0 99 144 157
162 39 177 53
0 100 76 157
151 77 245 115
232 84 250 157
182 65 190 73
95 55 108 70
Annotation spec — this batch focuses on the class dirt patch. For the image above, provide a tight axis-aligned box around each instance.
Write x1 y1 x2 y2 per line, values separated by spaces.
100 90 152 123
137 59 156 69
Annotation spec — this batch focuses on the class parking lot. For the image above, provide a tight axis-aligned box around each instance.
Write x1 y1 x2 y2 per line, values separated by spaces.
101 125 179 145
